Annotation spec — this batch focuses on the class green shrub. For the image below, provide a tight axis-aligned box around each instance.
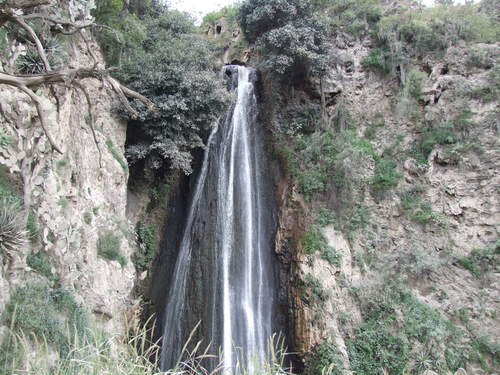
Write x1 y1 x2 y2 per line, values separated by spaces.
0 198 26 257
348 281 468 374
302 224 341 266
2 282 88 359
83 211 92 225
238 0 329 76
457 241 499 277
106 139 129 172
134 223 156 271
363 120 384 139
0 128 12 148
26 210 39 241
361 48 390 74
369 158 401 192
0 166 21 204
97 231 127 266
27 251 53 280
377 4 497 62
306 341 344 375
400 191 446 226
302 274 328 305
470 336 500 372
202 5 238 27
322 0 382 38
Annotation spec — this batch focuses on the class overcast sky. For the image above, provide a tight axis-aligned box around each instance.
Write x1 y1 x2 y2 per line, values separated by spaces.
169 0 471 21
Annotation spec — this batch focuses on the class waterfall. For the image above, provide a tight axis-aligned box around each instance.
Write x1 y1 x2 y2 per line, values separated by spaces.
160 65 276 374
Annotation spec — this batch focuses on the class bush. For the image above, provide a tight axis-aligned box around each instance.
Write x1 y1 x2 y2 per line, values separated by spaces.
322 0 382 38
457 240 499 277
0 198 26 258
97 231 127 266
2 282 88 358
369 158 401 192
348 281 468 375
238 0 329 76
27 251 54 280
302 224 341 266
377 4 497 61
134 223 156 271
361 48 390 74
302 274 328 305
118 12 228 173
400 191 446 226
306 341 344 375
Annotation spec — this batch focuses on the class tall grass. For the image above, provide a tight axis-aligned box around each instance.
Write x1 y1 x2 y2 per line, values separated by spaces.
1 318 293 375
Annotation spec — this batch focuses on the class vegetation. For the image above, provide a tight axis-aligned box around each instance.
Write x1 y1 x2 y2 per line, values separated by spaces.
27 251 55 280
306 341 344 375
1 281 88 371
134 223 157 271
0 198 26 259
410 110 476 165
302 224 341 266
348 280 468 375
106 139 129 172
400 190 446 226
302 274 328 306
320 0 382 38
238 0 329 76
457 241 499 278
97 231 127 266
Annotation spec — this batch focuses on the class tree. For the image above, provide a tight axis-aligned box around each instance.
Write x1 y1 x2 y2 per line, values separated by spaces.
115 10 229 174
0 0 153 154
238 0 329 77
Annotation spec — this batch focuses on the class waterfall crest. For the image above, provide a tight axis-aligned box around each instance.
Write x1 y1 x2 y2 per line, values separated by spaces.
160 65 276 374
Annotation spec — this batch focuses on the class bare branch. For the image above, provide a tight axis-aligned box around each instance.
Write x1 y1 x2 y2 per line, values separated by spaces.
11 15 52 71
73 81 103 167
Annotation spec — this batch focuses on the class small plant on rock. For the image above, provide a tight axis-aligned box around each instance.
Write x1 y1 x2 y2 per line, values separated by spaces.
97 231 127 267
0 198 27 259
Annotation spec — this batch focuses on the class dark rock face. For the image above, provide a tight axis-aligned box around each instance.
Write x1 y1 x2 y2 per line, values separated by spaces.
156 66 281 373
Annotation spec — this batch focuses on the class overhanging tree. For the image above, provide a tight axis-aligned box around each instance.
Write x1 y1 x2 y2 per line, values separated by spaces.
0 0 154 154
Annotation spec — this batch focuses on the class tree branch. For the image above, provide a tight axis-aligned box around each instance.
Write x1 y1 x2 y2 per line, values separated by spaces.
11 15 52 71
17 85 63 154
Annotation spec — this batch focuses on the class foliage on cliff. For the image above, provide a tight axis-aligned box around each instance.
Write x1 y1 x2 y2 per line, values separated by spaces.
94 1 228 173
238 0 329 76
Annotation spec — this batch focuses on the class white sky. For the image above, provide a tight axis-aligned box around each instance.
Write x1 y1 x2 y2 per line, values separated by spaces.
168 0 472 21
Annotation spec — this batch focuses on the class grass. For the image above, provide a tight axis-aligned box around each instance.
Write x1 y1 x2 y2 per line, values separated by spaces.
0 315 294 375
410 110 477 165
369 158 401 192
106 139 129 172
0 198 27 258
97 230 127 267
83 211 92 225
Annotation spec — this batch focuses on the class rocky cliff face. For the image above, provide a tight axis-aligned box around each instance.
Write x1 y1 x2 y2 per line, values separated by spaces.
263 33 499 374
0 10 137 336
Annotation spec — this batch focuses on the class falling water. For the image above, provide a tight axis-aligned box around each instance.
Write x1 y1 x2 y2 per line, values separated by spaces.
160 65 276 374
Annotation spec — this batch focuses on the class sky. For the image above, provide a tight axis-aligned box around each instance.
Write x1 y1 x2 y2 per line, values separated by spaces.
169 0 472 21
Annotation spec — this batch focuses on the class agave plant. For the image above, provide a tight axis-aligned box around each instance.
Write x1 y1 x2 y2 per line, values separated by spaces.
0 198 27 259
